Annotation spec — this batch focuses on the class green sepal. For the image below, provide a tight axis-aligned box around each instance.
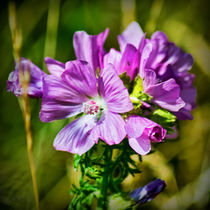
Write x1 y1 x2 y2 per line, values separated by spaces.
153 108 176 123
129 76 152 109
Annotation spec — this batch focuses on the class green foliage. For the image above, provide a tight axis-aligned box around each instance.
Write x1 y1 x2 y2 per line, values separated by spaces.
120 73 134 94
150 108 177 133
69 181 98 210
129 76 152 109
69 140 141 209
153 109 176 123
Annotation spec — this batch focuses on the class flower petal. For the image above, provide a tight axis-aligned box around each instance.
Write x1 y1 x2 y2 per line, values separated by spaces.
151 32 193 74
63 60 98 98
139 42 153 79
92 111 126 145
145 78 185 112
146 38 194 79
45 57 65 77
174 108 193 120
40 75 84 122
118 21 144 52
125 115 166 155
151 31 168 42
53 115 97 155
103 48 122 74
7 58 46 98
180 86 196 109
73 28 109 71
98 64 133 113
143 69 157 88
129 137 151 155
119 44 140 80
125 115 146 139
125 115 166 140
174 87 196 120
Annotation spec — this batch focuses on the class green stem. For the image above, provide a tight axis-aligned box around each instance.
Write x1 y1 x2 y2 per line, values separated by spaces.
98 145 112 209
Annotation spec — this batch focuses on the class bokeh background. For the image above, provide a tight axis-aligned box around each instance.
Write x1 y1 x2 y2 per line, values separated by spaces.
0 0 210 209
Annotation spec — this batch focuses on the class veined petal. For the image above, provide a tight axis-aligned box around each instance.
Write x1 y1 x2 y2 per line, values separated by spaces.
139 42 153 79
63 60 98 98
143 69 157 88
147 37 194 78
125 115 146 139
118 21 144 52
92 111 126 145
151 32 194 74
172 52 193 73
125 115 166 155
45 57 65 77
103 48 122 74
173 87 196 120
145 78 185 112
151 31 168 43
53 115 97 156
73 28 109 71
119 44 140 80
129 137 151 155
40 75 84 122
98 64 133 113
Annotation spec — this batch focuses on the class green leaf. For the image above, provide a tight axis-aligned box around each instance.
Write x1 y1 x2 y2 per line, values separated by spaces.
73 154 81 170
153 108 176 123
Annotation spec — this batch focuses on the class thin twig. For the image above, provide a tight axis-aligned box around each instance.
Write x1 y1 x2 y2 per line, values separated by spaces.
8 3 40 210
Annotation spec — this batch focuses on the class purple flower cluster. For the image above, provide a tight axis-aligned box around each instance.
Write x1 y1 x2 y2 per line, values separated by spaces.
7 21 196 156
105 22 196 120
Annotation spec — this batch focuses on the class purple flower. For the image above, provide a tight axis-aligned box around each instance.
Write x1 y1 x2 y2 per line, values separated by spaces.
142 69 185 112
104 22 145 80
7 58 46 98
45 57 65 77
40 60 133 155
130 179 166 205
142 31 196 119
105 22 195 119
118 21 144 53
73 28 109 71
125 115 166 155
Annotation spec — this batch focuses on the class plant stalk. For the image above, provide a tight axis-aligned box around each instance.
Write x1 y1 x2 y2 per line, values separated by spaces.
98 146 112 209
8 3 40 210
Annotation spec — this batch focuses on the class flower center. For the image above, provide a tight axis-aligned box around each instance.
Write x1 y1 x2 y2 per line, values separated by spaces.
83 100 99 115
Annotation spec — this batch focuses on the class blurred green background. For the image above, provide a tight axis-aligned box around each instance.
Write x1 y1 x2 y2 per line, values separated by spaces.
0 0 210 209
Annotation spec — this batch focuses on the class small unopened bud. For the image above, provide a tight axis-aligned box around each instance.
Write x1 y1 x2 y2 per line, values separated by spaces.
130 179 166 205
